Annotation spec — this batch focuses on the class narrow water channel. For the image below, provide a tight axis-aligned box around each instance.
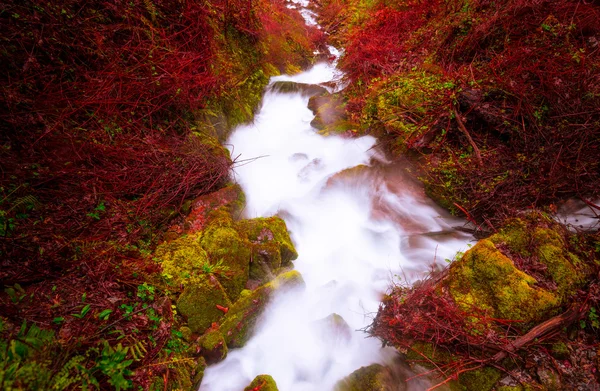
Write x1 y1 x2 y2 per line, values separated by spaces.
199 47 473 390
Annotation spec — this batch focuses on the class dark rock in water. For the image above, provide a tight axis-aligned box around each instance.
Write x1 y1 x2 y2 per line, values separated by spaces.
334 364 407 391
244 374 279 391
269 81 328 97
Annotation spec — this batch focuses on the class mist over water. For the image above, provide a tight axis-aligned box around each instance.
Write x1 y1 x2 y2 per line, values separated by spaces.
199 55 472 391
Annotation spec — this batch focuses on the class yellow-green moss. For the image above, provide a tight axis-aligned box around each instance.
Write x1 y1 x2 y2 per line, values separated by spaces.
176 278 232 334
198 328 228 364
201 222 251 301
490 216 588 301
447 239 559 324
192 356 207 391
154 232 210 286
334 364 389 391
458 367 502 391
244 374 279 391
236 217 298 264
235 217 298 284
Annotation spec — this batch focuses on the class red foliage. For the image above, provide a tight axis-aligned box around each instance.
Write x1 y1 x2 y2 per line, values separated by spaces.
340 1 441 84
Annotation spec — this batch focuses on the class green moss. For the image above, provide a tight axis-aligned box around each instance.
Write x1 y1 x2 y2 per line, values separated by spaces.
334 364 389 391
458 367 501 391
405 342 456 366
492 218 531 256
198 328 228 364
550 342 569 360
235 217 298 284
219 270 305 348
244 374 279 391
176 278 232 334
192 357 207 391
179 326 193 342
448 239 559 324
154 232 210 286
490 217 588 301
201 222 251 301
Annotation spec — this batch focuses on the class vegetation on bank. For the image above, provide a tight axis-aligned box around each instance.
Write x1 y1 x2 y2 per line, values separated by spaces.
0 0 318 389
314 0 599 224
309 0 600 389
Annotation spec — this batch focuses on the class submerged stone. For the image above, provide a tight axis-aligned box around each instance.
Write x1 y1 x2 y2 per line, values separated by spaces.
219 270 305 348
244 374 279 391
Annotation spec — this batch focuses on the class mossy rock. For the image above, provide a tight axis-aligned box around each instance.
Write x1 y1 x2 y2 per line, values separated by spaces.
490 216 588 301
314 313 352 346
447 239 560 324
457 367 502 391
176 277 232 334
235 217 298 284
181 183 246 234
198 327 228 364
192 356 207 391
270 81 328 97
244 374 279 391
334 364 397 391
154 232 210 286
201 220 252 301
220 270 305 348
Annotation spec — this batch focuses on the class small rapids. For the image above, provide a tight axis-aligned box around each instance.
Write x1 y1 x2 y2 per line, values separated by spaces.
199 53 473 390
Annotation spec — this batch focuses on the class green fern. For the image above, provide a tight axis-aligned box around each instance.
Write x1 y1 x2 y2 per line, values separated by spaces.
9 195 40 213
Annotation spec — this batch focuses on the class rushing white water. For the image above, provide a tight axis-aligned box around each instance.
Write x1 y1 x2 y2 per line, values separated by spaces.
200 56 473 390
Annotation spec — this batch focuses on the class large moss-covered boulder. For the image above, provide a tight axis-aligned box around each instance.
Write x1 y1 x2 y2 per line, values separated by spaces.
236 217 298 284
447 238 559 324
153 232 210 286
176 277 232 334
334 364 402 391
490 217 587 300
201 210 252 301
244 374 279 391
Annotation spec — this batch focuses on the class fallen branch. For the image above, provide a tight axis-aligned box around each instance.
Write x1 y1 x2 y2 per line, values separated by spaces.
492 305 586 362
453 108 483 167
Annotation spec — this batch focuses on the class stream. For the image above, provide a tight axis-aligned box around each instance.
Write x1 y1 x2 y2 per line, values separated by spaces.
199 44 474 389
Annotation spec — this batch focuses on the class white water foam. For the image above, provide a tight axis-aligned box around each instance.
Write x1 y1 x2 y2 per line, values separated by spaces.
200 58 473 390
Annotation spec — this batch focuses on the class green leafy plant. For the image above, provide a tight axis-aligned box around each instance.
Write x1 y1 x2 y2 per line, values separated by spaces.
72 304 91 319
93 342 133 391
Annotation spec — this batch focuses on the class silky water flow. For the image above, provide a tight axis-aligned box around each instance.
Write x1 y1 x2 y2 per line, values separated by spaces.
200 50 473 391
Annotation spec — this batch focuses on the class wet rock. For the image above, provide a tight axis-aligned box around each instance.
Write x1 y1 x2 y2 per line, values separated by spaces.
176 277 232 334
269 81 328 97
314 313 352 346
308 92 357 135
198 326 228 364
219 270 305 348
244 374 279 391
334 364 405 391
236 217 298 285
